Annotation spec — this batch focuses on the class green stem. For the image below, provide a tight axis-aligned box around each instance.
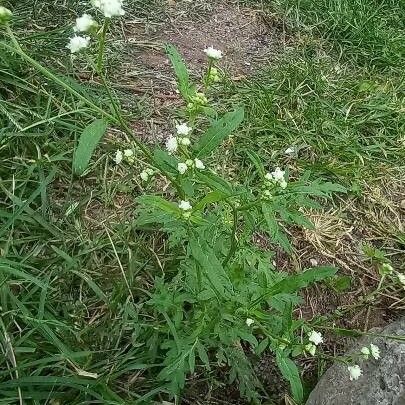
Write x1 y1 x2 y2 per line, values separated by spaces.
97 19 110 74
204 59 214 91
222 204 238 267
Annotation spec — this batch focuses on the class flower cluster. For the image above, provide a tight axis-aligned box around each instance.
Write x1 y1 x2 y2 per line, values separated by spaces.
140 168 154 182
178 200 192 218
66 1 125 53
265 167 288 189
347 365 362 381
204 46 223 60
177 158 205 174
348 343 381 381
114 148 134 164
74 14 97 33
187 92 208 114
93 0 125 18
207 67 221 84
305 330 323 356
67 35 91 53
360 343 380 360
262 167 288 199
166 123 192 154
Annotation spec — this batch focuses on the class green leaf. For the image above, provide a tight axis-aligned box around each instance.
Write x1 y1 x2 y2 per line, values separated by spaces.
180 177 195 197
328 275 352 292
251 266 337 307
194 191 228 211
196 341 210 369
189 237 233 299
196 170 234 195
246 150 266 177
73 119 108 175
165 43 194 99
195 108 244 157
255 337 269 355
188 350 196 374
276 351 303 403
0 260 47 288
262 203 292 253
153 148 178 175
137 195 180 215
288 209 315 229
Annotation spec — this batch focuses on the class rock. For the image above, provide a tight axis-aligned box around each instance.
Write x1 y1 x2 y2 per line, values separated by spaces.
306 318 405 405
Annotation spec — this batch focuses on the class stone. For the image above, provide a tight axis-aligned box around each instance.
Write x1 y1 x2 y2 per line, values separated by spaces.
306 318 405 405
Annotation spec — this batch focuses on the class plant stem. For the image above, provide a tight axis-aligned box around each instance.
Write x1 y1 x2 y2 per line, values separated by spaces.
97 19 110 74
203 59 214 91
222 204 238 267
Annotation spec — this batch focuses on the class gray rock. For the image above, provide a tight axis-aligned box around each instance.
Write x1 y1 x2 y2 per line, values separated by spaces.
306 318 405 405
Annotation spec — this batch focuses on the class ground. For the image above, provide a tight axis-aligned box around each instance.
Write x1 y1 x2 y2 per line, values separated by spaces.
1 0 404 403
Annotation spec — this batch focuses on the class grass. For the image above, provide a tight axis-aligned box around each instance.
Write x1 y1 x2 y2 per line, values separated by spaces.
1 0 404 403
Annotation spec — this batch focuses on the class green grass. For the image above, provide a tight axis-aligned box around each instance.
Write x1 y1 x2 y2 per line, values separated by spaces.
270 0 405 69
1 0 404 403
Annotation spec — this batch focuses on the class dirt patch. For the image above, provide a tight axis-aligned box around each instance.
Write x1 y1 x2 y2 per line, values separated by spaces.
121 0 288 90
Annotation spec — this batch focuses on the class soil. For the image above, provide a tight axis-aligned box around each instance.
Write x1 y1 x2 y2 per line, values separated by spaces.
125 0 287 79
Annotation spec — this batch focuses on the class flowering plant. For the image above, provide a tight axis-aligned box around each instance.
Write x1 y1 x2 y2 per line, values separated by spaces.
0 2 354 403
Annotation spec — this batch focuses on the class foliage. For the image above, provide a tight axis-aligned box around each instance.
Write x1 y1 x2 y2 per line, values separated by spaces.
1 0 402 403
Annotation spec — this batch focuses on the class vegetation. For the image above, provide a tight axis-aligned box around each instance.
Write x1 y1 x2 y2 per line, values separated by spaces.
0 0 403 403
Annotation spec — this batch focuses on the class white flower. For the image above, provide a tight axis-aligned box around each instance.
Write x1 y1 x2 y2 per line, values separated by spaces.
398 273 405 287
305 343 316 356
360 347 370 359
145 168 154 176
285 146 296 155
348 365 362 381
279 179 288 189
271 167 285 182
308 330 323 346
0 6 12 23
185 159 194 167
177 163 188 174
140 171 149 181
178 200 192 211
94 0 125 18
74 14 96 32
66 35 90 53
179 137 191 146
166 136 178 154
176 123 192 136
245 318 254 327
370 344 380 360
204 46 223 60
194 159 205 170
114 150 123 164
123 149 133 157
